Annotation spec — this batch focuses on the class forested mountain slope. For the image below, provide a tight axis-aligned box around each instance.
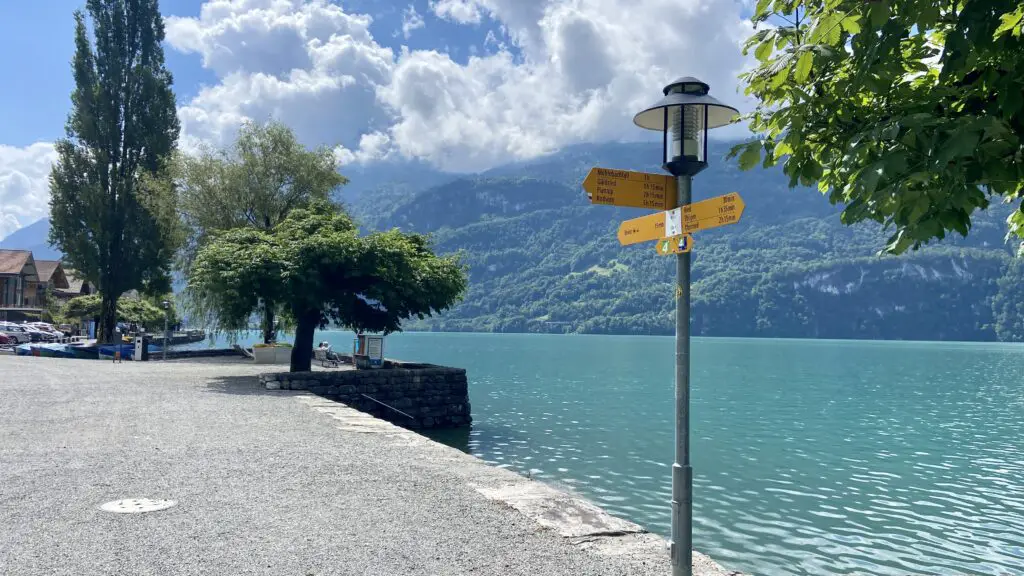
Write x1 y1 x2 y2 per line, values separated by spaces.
347 141 1020 341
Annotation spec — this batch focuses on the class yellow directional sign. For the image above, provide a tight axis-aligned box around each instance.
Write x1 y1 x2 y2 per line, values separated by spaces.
656 234 694 255
616 210 668 245
675 192 745 233
617 192 745 246
583 167 674 210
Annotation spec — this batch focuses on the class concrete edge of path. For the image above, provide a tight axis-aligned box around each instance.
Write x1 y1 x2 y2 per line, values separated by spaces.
293 394 745 576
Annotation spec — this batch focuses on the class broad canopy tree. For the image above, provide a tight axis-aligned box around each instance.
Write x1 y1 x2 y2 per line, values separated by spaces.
49 0 181 342
187 202 467 372
733 0 1024 254
63 293 177 333
177 121 347 344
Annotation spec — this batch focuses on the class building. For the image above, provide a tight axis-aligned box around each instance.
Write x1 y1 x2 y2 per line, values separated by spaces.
33 259 72 302
54 268 94 300
0 249 41 321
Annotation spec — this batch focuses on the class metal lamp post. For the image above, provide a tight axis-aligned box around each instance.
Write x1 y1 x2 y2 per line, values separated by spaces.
632 77 738 576
161 300 170 361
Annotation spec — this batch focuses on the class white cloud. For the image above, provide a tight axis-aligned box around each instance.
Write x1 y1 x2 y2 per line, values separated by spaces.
401 4 425 39
333 131 392 166
0 0 756 236
168 0 755 173
168 0 394 156
430 0 484 24
0 143 57 239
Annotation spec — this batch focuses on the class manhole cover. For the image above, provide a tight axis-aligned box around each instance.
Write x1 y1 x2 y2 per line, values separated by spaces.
100 498 177 514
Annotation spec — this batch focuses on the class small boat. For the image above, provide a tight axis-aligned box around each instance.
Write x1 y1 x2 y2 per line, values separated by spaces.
70 343 100 360
97 343 162 360
98 343 135 360
36 343 75 358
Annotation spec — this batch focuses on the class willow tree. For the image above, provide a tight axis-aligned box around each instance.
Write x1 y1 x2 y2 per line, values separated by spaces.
48 0 181 342
733 0 1024 254
187 202 467 372
177 121 346 343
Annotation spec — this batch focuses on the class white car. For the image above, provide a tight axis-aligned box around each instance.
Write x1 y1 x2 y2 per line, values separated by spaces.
26 322 63 340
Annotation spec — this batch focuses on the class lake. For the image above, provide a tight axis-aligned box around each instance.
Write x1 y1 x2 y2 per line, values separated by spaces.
211 332 1024 575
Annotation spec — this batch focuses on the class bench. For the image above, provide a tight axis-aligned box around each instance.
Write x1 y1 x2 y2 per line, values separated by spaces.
314 348 339 368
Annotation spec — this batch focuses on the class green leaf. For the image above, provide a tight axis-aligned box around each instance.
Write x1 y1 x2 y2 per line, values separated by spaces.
738 145 762 171
994 8 1024 39
769 64 791 89
794 51 813 83
841 15 862 34
754 40 774 62
937 130 981 164
754 0 772 18
868 1 890 28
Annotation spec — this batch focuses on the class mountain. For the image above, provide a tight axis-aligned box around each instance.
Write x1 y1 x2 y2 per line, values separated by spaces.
348 141 1021 342
0 218 61 260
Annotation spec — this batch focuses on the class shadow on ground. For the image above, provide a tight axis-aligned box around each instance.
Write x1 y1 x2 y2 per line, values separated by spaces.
204 375 296 396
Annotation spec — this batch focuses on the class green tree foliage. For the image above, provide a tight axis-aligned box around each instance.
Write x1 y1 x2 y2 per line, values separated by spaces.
993 257 1024 341
177 121 347 344
732 0 1024 254
187 202 467 371
63 293 177 332
48 0 181 343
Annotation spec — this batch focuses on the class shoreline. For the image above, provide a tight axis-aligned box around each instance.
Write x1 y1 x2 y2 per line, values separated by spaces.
286 386 743 576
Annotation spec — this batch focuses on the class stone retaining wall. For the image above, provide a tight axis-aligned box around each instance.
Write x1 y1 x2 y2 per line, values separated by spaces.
259 362 470 429
158 348 246 360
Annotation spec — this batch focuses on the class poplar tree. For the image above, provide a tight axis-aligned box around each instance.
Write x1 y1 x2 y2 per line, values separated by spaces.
48 0 181 342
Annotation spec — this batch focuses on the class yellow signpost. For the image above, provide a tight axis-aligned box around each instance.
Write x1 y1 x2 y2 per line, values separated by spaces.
583 167 675 210
617 192 745 246
656 234 694 255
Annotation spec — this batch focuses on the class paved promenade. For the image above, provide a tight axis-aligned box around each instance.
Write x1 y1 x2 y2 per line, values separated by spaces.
0 355 738 575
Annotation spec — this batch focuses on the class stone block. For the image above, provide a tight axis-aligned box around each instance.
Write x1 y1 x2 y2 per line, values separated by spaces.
265 380 281 390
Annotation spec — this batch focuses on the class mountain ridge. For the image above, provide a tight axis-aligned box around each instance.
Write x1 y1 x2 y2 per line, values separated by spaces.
347 141 1020 341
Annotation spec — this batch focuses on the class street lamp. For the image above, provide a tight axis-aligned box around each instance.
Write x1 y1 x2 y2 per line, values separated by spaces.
633 76 738 177
632 77 737 576
161 300 170 361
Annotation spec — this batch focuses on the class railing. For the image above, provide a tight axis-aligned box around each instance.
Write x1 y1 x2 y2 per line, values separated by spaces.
0 304 45 311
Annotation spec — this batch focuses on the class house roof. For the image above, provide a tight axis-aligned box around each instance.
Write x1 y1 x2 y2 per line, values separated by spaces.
34 260 65 284
58 269 92 295
0 249 33 275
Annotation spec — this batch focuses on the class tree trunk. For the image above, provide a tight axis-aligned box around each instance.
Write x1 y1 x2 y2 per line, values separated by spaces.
290 311 318 373
98 292 118 343
262 304 276 344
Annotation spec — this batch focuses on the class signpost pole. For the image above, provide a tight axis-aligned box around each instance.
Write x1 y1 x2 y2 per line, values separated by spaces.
672 174 693 576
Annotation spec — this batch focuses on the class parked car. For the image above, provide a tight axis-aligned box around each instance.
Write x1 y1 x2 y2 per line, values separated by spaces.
0 324 32 344
25 322 63 341
0 333 13 346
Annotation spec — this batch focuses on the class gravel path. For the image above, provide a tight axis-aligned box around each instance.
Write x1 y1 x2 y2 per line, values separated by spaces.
0 355 737 575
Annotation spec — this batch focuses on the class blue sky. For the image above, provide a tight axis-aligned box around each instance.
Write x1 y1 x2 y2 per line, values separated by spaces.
0 0 755 237
0 0 515 147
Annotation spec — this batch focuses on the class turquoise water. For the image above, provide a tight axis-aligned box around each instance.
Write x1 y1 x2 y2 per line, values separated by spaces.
207 331 1024 575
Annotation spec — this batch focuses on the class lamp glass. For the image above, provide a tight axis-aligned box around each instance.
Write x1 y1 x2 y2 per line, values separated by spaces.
667 104 706 164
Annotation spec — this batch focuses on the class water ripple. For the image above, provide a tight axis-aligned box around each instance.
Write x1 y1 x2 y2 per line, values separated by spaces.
341 333 1024 576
